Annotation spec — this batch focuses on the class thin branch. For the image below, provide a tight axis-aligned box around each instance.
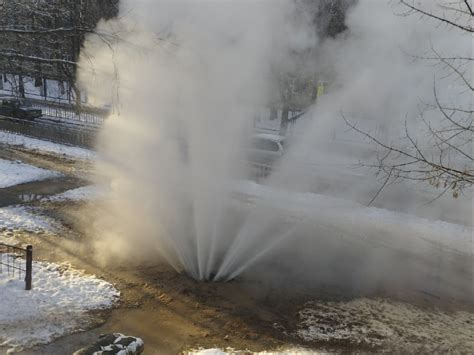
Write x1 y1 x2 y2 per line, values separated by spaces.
0 51 77 66
368 167 394 206
432 47 474 91
400 0 474 32
0 26 95 35
464 0 474 16
434 84 474 131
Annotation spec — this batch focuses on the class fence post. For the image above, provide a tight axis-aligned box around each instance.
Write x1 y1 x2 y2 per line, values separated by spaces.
25 245 32 290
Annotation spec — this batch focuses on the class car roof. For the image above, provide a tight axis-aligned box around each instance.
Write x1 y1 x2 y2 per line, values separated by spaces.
253 133 285 143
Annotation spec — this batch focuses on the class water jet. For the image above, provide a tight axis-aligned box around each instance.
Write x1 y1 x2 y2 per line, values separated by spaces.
78 0 473 301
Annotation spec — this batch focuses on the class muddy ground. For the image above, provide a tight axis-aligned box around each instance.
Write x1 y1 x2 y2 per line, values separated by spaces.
1 146 472 354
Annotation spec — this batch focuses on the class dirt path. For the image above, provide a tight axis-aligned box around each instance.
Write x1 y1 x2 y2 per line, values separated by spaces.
0 145 93 179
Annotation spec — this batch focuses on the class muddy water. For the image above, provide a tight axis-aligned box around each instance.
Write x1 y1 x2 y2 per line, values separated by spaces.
0 176 86 207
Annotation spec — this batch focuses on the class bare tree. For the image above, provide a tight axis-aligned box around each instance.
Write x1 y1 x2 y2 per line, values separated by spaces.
0 0 118 100
278 0 357 134
344 0 473 202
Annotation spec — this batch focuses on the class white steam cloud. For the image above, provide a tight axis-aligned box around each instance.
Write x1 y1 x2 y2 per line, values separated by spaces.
78 0 472 300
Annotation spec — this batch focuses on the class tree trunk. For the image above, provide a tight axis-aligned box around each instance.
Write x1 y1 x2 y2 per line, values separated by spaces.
279 107 289 136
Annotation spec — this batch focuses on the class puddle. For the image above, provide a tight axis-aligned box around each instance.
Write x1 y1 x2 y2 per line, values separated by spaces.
0 177 86 207
18 194 45 202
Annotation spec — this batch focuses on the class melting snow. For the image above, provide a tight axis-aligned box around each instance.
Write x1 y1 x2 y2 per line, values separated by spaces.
0 205 55 235
0 131 95 160
0 262 119 352
295 298 473 352
0 158 61 188
45 185 106 202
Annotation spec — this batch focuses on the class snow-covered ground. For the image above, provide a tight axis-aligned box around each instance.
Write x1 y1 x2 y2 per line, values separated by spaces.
295 298 473 352
232 180 472 255
229 180 472 300
45 185 106 202
0 131 96 160
0 261 119 353
0 206 56 237
0 74 87 104
0 158 61 188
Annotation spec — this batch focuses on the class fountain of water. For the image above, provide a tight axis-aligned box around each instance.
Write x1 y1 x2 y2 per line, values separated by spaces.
77 0 472 298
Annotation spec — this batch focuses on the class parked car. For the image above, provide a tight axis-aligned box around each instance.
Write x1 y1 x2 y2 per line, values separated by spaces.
248 133 285 164
0 98 42 120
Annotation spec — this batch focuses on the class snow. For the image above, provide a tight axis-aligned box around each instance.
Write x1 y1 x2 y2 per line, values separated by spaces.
0 206 55 235
229 180 472 299
1 74 88 104
45 185 106 202
0 131 96 160
0 261 119 353
0 158 61 188
232 180 472 255
295 298 473 352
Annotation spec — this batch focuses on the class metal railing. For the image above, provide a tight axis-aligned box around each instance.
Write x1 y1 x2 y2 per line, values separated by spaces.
0 94 108 126
0 243 33 290
0 117 98 148
29 99 108 126
249 161 273 180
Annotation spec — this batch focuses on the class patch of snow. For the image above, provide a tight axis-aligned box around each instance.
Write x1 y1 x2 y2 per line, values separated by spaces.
295 298 473 352
45 185 106 202
1 74 91 105
0 158 61 188
0 262 119 352
0 131 96 160
0 205 55 235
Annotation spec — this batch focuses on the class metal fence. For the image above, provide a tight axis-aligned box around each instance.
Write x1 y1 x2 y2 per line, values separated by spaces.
29 99 108 126
0 117 98 148
249 161 273 180
0 94 108 126
0 243 33 290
